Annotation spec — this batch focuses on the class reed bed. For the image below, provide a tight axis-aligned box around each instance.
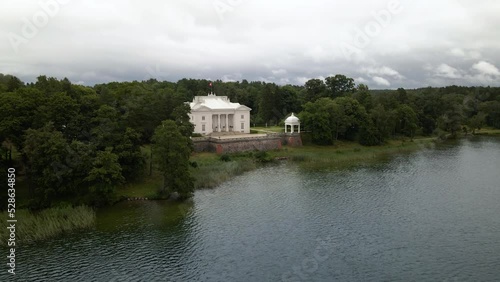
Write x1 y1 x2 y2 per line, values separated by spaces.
0 206 95 245
192 159 257 189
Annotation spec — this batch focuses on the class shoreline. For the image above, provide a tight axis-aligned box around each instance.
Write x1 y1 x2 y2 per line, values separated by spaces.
8 131 500 243
119 130 500 199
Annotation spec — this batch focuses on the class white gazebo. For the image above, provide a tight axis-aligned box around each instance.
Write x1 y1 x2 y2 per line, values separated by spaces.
284 113 300 133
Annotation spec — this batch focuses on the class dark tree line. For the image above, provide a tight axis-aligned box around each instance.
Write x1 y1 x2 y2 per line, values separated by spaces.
300 84 500 145
1 73 499 209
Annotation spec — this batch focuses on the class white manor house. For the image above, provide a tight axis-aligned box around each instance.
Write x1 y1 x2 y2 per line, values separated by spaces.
188 93 251 135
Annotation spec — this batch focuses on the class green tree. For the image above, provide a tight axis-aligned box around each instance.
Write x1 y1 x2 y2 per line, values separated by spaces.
369 104 395 141
394 105 419 139
6 75 23 92
479 101 500 128
333 97 368 141
0 88 47 149
353 84 373 111
279 85 302 115
170 103 195 138
304 78 326 102
91 105 122 149
437 104 464 138
23 123 69 205
258 83 282 124
300 98 337 145
325 75 356 99
358 122 383 146
467 113 486 134
84 149 124 206
397 88 408 104
152 120 194 199
115 127 145 181
34 91 79 133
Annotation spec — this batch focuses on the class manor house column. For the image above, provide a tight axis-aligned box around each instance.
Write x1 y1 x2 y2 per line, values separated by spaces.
218 114 221 132
225 114 228 132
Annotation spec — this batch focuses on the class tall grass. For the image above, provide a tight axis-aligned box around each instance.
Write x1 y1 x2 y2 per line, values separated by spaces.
271 138 436 170
0 206 95 245
192 159 257 189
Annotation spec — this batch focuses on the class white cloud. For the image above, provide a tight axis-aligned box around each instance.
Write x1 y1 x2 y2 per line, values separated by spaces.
221 73 242 82
0 0 499 87
435 64 462 79
450 48 466 57
449 48 482 60
355 77 369 84
271 69 287 76
372 76 390 86
361 66 404 79
472 61 500 76
295 77 310 85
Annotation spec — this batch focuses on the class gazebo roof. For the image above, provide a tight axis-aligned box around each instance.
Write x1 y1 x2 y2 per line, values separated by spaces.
285 113 300 124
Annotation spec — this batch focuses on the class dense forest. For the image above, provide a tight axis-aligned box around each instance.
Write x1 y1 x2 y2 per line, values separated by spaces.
1 73 499 210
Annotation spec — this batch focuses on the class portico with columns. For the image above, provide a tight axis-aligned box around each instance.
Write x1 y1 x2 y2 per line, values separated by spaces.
188 93 251 135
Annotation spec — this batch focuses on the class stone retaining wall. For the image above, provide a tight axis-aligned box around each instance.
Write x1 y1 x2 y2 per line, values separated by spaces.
192 133 302 154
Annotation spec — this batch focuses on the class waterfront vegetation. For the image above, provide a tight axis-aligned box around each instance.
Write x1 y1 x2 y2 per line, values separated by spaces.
1 73 499 213
118 135 439 199
0 206 95 245
272 137 436 170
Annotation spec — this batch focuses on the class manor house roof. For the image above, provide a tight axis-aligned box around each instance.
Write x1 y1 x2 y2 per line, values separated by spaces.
189 94 251 111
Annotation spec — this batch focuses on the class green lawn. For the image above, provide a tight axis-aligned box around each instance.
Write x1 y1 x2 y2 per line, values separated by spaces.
251 126 284 133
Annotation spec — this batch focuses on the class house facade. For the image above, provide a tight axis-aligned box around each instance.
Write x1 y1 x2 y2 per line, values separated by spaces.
188 93 251 135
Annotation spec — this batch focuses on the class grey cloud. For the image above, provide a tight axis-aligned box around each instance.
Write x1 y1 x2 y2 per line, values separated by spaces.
1 0 499 89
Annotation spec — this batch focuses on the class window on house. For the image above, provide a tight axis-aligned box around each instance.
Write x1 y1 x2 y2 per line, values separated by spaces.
202 116 205 121
241 123 244 130
202 124 206 131
241 115 244 119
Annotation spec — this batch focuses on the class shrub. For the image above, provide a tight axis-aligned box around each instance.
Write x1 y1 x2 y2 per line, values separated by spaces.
291 155 308 162
220 154 231 162
254 151 273 163
358 126 383 146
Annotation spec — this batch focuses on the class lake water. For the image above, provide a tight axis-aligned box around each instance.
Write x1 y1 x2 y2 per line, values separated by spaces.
6 137 500 281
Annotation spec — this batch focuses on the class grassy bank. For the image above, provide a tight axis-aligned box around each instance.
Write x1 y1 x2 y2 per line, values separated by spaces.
474 128 500 136
0 206 95 244
78 129 500 199
190 152 258 189
270 137 436 170
117 150 259 198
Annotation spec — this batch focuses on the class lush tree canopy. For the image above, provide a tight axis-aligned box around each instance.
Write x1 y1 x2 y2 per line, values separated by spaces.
1 73 500 209
152 120 194 199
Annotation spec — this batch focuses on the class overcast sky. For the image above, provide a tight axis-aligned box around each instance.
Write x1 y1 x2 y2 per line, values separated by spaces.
1 0 500 89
